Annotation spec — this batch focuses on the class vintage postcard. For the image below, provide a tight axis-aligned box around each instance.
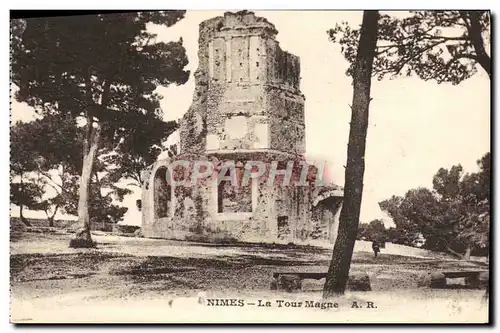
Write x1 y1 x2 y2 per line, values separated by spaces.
9 10 490 324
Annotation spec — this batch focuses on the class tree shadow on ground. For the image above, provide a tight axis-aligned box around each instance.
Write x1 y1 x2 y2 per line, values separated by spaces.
111 254 321 275
108 254 327 290
10 252 134 282
193 241 330 254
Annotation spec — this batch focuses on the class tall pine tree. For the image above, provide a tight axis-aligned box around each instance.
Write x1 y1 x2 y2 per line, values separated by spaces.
323 10 379 297
11 12 190 247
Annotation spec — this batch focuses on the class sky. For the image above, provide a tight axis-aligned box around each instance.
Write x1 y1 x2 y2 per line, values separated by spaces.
10 10 491 227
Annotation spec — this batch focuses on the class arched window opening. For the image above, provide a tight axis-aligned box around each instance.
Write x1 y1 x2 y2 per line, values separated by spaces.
154 167 171 218
217 167 252 213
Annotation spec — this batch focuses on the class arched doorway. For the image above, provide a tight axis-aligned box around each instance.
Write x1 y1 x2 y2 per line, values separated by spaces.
311 191 343 242
154 166 171 218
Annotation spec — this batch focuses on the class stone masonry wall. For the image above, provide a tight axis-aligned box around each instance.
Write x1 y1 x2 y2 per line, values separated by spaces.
181 11 305 156
142 11 343 244
143 162 315 242
179 16 225 154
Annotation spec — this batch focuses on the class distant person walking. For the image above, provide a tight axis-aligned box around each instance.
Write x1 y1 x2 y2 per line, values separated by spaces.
372 240 380 258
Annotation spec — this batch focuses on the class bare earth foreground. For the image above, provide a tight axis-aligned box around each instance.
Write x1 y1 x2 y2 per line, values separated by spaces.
10 231 489 323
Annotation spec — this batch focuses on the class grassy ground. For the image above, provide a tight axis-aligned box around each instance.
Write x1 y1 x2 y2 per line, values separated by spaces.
10 231 489 323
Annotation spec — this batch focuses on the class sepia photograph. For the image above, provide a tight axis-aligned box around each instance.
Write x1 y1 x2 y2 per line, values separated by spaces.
9 9 491 324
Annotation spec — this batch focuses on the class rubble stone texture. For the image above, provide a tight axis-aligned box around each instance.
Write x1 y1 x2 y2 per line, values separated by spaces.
141 11 344 243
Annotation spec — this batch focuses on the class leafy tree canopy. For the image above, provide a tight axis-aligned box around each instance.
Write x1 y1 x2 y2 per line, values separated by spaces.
357 219 386 242
328 11 490 84
379 152 490 258
10 115 131 227
11 11 190 244
11 11 189 136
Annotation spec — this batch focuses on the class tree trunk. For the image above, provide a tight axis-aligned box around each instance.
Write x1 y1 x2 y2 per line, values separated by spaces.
19 204 30 227
47 206 58 227
323 11 379 298
462 245 472 261
440 237 471 260
70 124 101 248
463 11 491 77
18 175 31 227
19 202 24 222
48 216 54 227
443 240 464 258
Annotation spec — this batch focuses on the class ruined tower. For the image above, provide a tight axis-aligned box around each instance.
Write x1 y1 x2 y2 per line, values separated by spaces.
179 10 305 156
141 11 343 243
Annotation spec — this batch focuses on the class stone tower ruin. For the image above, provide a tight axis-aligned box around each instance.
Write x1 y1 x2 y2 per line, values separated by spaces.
141 11 343 243
179 10 305 156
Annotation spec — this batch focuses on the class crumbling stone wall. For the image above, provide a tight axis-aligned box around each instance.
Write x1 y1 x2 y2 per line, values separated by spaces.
267 86 305 155
311 196 343 242
181 11 305 156
217 171 253 213
142 11 343 243
153 166 171 218
142 152 337 242
179 16 225 154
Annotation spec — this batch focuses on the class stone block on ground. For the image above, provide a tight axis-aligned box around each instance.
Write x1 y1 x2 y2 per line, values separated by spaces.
115 225 141 234
430 272 446 288
478 271 489 288
270 278 278 290
133 228 144 238
277 274 302 292
417 272 433 288
466 271 489 289
347 272 371 291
